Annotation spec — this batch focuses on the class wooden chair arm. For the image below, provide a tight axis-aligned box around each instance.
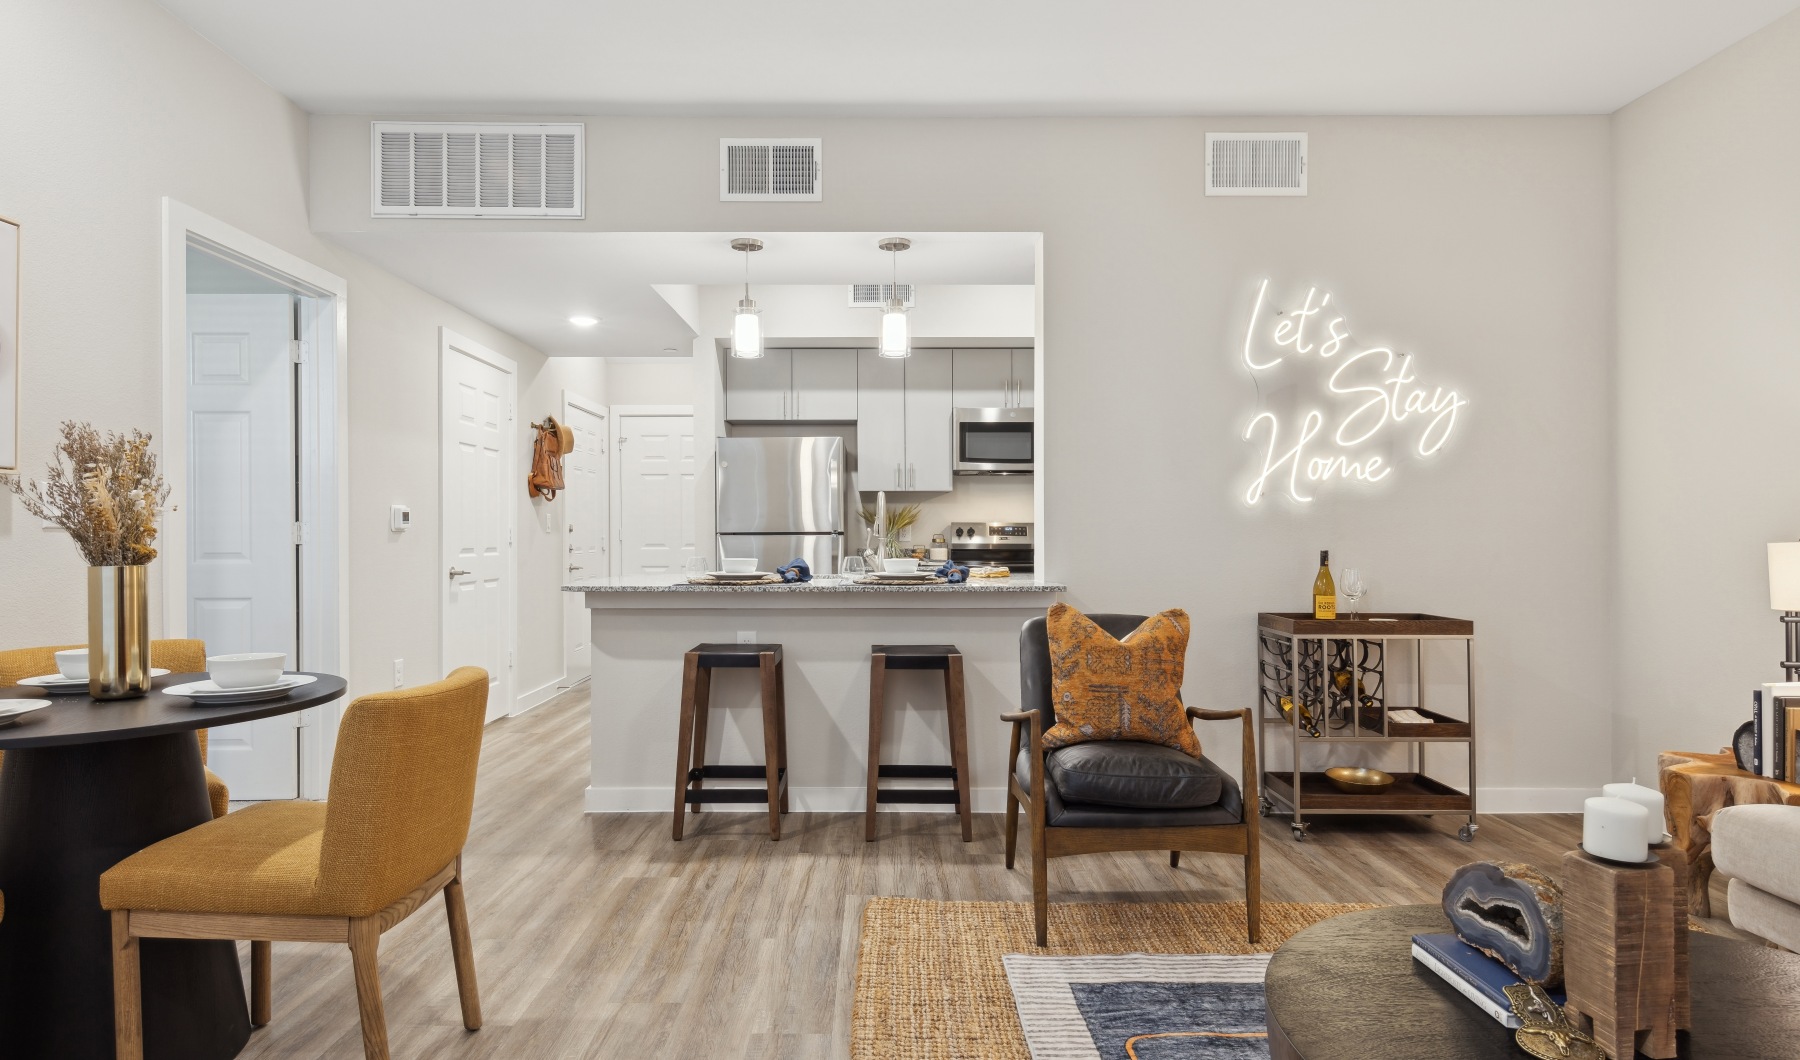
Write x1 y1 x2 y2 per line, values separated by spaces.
1186 706 1247 722
1000 710 1037 723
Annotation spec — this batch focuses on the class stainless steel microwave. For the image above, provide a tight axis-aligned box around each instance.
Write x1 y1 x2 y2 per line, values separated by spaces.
953 407 1034 475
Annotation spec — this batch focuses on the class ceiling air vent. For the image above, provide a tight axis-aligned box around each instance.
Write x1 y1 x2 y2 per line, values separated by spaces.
848 283 914 308
1205 133 1307 196
720 138 822 201
372 122 583 218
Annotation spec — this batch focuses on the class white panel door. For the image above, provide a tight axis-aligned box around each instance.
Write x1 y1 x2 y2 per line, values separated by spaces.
562 398 606 683
791 349 858 420
723 348 791 421
1011 348 1036 408
441 334 515 723
186 293 300 800
618 414 696 574
857 350 906 491
904 349 955 492
952 348 1011 409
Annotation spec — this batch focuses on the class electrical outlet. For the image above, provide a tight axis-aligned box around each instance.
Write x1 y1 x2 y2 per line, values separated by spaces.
392 659 404 688
737 630 756 644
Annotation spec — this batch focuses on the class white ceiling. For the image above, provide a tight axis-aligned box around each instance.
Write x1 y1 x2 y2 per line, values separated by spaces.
158 0 1798 116
326 231 1037 357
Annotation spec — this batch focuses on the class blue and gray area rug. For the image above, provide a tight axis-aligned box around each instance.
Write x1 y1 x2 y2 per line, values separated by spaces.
1003 954 1271 1060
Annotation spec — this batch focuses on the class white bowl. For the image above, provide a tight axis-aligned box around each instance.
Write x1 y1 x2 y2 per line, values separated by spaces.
721 557 758 574
55 649 88 680
207 652 287 690
883 558 919 574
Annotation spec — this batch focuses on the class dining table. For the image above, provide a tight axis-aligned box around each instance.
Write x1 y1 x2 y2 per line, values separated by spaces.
0 670 347 1060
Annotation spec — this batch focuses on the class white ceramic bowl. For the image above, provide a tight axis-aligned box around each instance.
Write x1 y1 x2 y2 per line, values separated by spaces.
54 649 89 680
207 652 287 690
721 557 758 574
883 558 919 574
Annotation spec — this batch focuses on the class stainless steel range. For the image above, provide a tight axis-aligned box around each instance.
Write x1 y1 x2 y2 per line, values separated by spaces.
944 521 1034 573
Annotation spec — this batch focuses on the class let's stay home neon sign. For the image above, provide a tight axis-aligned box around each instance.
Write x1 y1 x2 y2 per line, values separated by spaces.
1240 278 1467 505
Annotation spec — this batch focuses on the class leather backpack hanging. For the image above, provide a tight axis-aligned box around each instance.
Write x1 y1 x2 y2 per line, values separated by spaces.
529 416 572 500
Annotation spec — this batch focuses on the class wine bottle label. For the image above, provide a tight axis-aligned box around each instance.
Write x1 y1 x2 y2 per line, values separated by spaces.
1314 595 1337 619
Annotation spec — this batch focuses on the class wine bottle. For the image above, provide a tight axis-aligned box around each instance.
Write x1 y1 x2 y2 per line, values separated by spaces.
1312 550 1337 620
1277 695 1324 738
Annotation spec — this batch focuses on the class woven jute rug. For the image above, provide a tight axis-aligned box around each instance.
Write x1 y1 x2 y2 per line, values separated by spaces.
850 898 1375 1060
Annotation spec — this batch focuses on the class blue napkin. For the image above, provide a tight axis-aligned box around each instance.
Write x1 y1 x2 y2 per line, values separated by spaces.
935 561 970 584
776 558 812 583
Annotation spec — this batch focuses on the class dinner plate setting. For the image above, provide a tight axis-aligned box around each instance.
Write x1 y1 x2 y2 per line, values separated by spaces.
17 669 170 693
164 673 318 705
0 701 53 728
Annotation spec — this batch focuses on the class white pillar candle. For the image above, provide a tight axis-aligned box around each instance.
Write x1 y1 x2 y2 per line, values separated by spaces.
1601 780 1666 844
1583 796 1650 863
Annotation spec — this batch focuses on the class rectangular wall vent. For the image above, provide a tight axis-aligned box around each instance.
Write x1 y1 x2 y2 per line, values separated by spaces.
372 122 583 218
848 283 914 308
1205 133 1307 196
720 138 822 201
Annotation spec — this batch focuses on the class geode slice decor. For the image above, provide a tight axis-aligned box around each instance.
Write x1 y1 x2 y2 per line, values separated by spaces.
1443 861 1564 987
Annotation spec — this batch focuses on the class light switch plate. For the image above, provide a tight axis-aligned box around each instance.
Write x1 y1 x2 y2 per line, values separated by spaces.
389 504 411 532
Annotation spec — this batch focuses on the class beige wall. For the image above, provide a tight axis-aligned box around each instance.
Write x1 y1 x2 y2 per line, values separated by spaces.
1612 11 1800 780
315 113 1617 807
0 0 603 718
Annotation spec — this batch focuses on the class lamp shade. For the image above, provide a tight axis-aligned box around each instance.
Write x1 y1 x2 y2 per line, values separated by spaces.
878 301 910 358
1770 542 1800 610
731 300 762 358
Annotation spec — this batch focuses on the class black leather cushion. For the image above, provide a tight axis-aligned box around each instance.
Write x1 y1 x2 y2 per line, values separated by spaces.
1015 748 1244 829
1045 742 1223 809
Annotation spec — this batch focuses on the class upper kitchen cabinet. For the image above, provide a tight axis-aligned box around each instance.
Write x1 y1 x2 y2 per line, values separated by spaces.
1010 348 1035 408
724 348 792 421
859 349 953 492
791 349 859 420
904 349 955 491
951 347 1033 408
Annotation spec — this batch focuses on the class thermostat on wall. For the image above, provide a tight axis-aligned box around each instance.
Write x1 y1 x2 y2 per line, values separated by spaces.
389 505 411 532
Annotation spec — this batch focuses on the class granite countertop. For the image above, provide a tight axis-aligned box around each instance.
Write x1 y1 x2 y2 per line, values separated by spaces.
563 574 1067 593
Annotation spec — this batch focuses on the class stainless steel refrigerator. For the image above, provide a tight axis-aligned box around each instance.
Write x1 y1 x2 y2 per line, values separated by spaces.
715 436 846 573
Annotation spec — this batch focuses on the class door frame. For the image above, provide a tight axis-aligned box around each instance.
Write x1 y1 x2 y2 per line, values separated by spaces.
160 198 349 800
438 327 519 720
608 405 694 577
560 389 606 688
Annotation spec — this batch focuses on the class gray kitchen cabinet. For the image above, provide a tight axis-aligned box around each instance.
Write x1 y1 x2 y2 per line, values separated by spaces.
791 348 859 420
724 348 792 421
952 348 1011 408
1010 348 1035 408
857 350 908 490
904 349 955 492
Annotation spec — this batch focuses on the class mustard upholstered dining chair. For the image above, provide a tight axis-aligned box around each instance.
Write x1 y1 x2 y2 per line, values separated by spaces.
101 667 490 1060
0 639 231 818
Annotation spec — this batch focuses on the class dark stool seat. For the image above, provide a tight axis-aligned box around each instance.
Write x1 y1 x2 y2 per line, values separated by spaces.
672 643 788 841
865 644 972 842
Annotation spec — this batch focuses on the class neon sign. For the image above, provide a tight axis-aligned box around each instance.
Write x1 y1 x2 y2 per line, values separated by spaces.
1241 279 1466 505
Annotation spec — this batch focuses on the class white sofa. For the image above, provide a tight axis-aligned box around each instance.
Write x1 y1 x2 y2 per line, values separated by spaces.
1710 803 1800 951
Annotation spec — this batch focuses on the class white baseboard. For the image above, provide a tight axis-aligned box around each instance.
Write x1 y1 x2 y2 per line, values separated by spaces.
586 785 1011 814
1475 787 1594 814
512 676 567 717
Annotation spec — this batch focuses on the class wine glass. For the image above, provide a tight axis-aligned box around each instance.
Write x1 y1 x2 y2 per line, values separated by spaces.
1341 568 1367 619
841 555 867 581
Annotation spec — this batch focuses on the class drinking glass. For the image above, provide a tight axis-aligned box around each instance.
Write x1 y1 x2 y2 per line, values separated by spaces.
841 555 867 581
683 556 710 581
1341 568 1367 619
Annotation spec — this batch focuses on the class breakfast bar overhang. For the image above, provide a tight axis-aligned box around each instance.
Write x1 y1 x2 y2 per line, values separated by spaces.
566 577 1066 814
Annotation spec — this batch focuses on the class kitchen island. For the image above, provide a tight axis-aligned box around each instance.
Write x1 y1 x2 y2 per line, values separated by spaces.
565 575 1066 814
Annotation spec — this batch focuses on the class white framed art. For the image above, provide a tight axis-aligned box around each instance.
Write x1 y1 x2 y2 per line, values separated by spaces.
0 215 16 471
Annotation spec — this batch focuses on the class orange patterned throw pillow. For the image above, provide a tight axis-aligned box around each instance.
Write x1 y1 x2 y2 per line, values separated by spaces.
1042 603 1202 758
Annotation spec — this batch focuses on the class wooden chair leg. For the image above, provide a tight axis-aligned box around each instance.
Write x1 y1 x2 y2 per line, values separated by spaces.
774 657 789 814
1032 839 1050 947
759 653 783 841
112 910 144 1060
1170 851 1181 868
348 917 392 1060
1245 824 1262 944
251 939 272 1027
865 653 886 841
672 652 701 840
1003 787 1020 869
944 656 973 843
443 864 483 1031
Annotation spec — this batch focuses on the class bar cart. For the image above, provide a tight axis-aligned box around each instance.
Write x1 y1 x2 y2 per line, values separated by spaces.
1256 612 1477 842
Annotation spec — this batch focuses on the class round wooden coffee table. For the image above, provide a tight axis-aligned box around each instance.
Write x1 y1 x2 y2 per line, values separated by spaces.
1266 905 1800 1059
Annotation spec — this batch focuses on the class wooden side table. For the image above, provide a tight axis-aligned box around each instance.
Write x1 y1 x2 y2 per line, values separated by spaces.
1658 750 1800 916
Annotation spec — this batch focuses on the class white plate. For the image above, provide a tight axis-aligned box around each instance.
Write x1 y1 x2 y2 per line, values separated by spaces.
19 669 170 692
166 673 317 704
704 571 775 580
0 701 52 727
870 571 940 580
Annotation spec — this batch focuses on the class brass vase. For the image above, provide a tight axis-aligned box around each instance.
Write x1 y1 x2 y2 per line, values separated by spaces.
88 564 152 699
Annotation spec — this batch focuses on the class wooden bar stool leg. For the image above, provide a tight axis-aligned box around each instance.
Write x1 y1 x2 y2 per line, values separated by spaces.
672 652 701 840
689 664 712 815
865 653 887 841
774 656 789 814
945 655 973 843
759 652 783 841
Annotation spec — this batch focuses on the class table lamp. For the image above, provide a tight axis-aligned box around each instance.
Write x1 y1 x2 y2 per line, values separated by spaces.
1768 542 1800 680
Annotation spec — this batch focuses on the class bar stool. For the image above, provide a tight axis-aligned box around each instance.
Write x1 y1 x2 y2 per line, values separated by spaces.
672 643 789 841
865 644 972 842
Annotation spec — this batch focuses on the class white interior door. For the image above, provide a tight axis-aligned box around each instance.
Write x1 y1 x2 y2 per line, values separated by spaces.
186 292 300 800
562 396 606 683
617 413 695 574
441 330 515 723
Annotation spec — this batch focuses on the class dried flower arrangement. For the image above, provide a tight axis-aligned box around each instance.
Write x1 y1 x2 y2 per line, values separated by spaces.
3 421 171 566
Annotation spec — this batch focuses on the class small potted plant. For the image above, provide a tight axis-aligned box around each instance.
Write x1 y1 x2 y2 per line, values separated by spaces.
4 422 170 698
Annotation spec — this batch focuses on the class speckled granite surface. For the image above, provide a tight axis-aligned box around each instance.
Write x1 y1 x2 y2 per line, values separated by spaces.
563 575 1066 593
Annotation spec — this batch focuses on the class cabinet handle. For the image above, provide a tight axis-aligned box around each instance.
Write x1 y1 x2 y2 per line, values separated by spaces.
895 463 901 488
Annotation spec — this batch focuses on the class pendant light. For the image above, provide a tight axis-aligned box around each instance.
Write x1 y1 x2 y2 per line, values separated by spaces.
730 237 764 358
877 237 911 358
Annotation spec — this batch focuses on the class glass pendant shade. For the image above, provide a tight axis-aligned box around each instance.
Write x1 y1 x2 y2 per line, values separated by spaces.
878 299 910 358
731 299 763 358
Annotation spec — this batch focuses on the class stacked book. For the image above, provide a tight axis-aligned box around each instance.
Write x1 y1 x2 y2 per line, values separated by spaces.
1411 933 1564 1029
1751 682 1800 781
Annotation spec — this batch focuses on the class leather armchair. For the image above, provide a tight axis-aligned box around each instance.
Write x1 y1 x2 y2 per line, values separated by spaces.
1004 613 1261 946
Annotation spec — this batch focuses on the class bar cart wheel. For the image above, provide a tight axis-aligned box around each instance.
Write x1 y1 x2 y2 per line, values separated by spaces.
1457 821 1478 843
1259 796 1273 818
1290 821 1309 842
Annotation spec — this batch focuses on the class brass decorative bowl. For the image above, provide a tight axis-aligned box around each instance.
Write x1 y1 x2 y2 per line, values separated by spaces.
1324 766 1396 794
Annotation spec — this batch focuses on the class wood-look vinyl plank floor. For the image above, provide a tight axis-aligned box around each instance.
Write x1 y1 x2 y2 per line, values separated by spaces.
232 686 1586 1059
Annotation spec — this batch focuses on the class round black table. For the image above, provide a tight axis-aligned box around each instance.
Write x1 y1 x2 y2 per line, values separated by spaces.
0 671 346 1060
1265 905 1800 1059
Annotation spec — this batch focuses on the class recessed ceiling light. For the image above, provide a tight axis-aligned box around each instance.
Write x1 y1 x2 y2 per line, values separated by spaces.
569 315 598 327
